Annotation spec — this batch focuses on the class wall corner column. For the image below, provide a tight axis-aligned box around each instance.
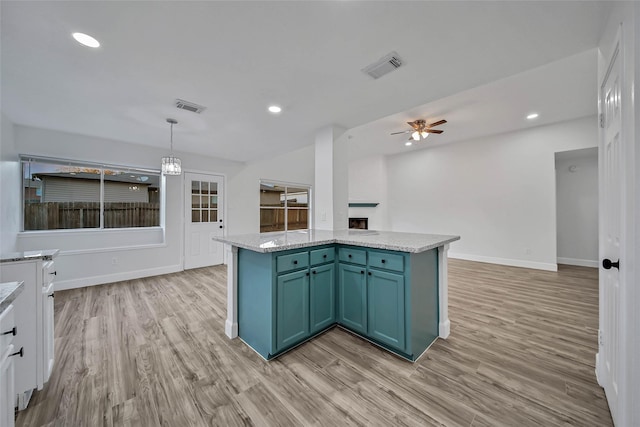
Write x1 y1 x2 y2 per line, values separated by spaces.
225 244 238 338
314 125 348 230
438 243 451 338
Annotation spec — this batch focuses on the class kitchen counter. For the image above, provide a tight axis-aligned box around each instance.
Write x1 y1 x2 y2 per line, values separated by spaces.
0 249 60 263
0 281 25 313
215 229 459 253
218 229 459 360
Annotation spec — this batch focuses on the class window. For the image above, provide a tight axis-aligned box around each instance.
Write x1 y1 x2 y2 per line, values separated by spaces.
191 180 219 223
259 181 310 232
22 157 161 231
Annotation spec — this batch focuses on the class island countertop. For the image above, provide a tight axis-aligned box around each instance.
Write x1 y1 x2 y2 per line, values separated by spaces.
215 229 460 253
0 281 25 313
0 249 60 263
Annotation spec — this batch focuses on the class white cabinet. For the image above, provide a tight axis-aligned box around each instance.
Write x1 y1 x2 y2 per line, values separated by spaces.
1 304 17 427
0 257 56 410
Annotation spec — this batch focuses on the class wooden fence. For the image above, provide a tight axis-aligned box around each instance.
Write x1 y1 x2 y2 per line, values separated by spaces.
259 208 308 232
24 202 160 230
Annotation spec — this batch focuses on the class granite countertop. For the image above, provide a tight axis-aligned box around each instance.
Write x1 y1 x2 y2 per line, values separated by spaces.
0 281 25 313
215 229 460 253
0 249 60 263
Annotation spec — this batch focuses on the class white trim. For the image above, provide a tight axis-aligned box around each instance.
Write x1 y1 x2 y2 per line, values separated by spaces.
556 257 599 268
54 263 183 290
438 244 450 339
53 243 167 256
225 244 239 338
448 252 558 272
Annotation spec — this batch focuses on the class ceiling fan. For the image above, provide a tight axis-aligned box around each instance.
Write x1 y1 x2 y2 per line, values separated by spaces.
390 119 447 143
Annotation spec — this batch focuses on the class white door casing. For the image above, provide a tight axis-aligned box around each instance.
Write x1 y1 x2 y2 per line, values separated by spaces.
596 34 623 425
184 173 225 269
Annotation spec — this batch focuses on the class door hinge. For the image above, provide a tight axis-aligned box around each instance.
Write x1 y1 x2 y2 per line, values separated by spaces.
599 113 605 128
598 329 604 347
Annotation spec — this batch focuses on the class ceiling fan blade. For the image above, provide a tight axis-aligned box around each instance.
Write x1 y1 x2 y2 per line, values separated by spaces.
390 131 410 135
407 121 420 130
425 129 444 134
427 119 447 128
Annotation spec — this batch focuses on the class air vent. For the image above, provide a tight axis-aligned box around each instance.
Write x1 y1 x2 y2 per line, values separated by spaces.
361 51 403 79
175 99 207 114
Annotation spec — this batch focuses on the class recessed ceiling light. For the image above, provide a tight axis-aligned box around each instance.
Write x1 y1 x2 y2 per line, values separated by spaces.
527 113 539 120
405 141 412 146
72 32 100 48
268 105 282 113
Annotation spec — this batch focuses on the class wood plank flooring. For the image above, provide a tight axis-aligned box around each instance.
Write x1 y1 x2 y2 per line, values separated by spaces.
16 260 612 426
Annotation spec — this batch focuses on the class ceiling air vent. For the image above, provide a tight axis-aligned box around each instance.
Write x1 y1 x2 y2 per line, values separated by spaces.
361 51 403 79
175 99 207 114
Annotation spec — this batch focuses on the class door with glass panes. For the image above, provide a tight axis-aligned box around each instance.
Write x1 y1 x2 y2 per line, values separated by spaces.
184 173 224 269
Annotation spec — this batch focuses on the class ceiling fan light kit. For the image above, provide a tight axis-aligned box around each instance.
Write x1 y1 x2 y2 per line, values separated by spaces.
391 119 447 144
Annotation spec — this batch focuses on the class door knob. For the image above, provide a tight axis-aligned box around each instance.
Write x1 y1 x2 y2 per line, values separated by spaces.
602 259 620 270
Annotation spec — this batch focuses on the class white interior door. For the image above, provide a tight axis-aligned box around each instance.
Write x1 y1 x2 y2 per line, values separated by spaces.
598 41 622 424
184 173 224 269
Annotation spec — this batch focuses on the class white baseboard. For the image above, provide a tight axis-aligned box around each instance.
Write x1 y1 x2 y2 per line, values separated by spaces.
557 257 598 268
448 252 558 272
54 264 183 290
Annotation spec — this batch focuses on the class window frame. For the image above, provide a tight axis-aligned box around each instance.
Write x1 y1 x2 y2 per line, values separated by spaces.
259 179 312 233
20 155 165 232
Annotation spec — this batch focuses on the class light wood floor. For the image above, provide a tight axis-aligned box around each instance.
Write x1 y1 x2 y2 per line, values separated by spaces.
16 260 612 426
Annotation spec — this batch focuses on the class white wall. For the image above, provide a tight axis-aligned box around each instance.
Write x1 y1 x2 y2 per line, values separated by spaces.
0 114 20 254
348 155 389 231
385 115 598 271
8 124 243 289
555 148 598 267
227 144 315 234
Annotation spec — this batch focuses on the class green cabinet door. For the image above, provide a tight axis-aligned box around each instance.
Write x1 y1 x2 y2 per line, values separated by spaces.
338 263 367 335
310 263 335 334
276 270 310 352
367 269 405 351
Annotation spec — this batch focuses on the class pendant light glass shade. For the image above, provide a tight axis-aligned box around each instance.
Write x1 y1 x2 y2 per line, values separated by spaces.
161 118 182 175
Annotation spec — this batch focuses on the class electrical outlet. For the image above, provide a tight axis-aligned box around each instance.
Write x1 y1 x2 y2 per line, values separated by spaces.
321 211 327 221
111 257 118 266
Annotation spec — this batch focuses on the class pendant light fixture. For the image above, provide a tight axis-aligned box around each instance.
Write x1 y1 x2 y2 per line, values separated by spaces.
161 118 182 176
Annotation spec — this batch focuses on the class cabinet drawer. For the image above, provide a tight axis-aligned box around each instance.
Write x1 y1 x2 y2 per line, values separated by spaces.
276 252 309 274
368 251 404 272
0 304 15 354
338 247 367 265
310 248 335 266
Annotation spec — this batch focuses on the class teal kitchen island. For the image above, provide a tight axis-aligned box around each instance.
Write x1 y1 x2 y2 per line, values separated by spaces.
216 230 459 362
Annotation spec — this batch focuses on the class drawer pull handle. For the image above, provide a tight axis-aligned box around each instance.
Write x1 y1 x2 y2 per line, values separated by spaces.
381 259 386 264
306 272 310 276
293 260 298 265
323 254 327 258
360 270 364 275
1 327 16 336
368 272 372 276
50 271 57 275
312 270 317 274
348 254 352 258
9 347 23 358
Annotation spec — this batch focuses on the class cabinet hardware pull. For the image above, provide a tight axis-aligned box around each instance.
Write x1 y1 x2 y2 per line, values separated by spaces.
360 270 364 274
348 254 352 258
306 272 310 276
368 272 372 276
381 259 386 263
9 347 23 358
312 270 317 274
50 271 57 275
293 260 298 265
323 254 327 258
1 327 16 336
602 259 620 270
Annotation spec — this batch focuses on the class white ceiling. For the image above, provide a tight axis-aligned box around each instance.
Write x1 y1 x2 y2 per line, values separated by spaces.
1 1 611 163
